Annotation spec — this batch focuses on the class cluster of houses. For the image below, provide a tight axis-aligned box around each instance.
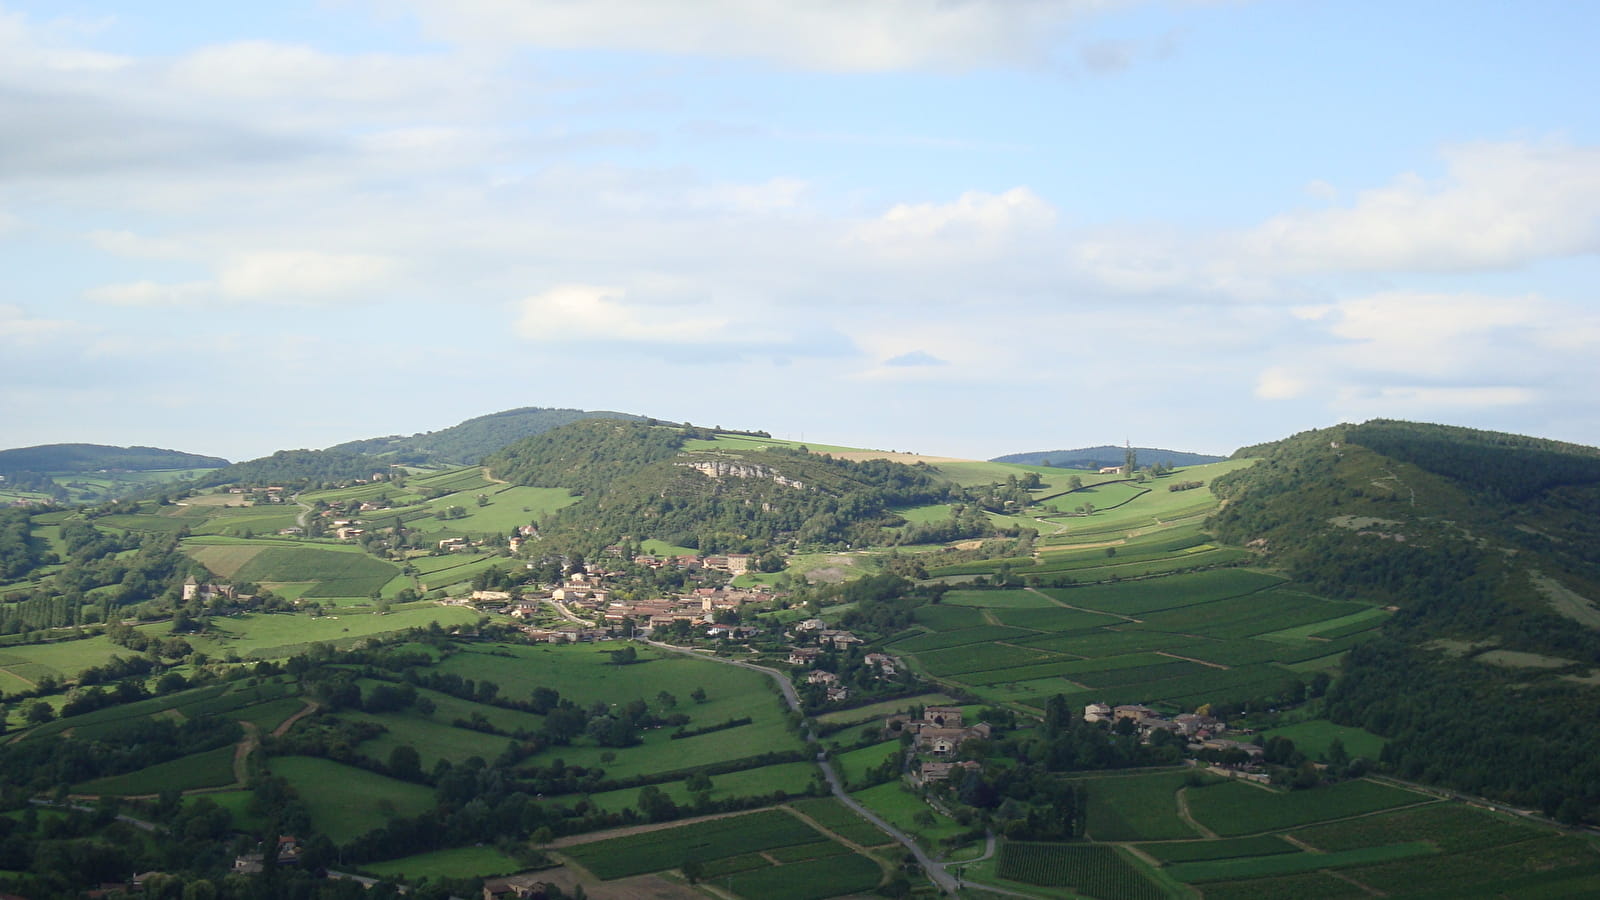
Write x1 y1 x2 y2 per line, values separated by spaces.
458 568 779 642
880 707 995 785
629 551 754 575
1084 702 1263 762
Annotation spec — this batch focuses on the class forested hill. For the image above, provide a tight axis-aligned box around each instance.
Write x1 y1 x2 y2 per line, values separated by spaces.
327 406 645 464
0 443 228 474
1210 420 1600 823
992 446 1224 469
485 420 961 552
193 407 651 489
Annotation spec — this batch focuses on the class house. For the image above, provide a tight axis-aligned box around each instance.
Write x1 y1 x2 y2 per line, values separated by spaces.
795 618 826 632
1201 738 1264 760
1083 702 1113 723
918 759 980 785
788 647 822 665
1114 704 1158 723
819 629 862 648
807 670 839 685
472 590 513 603
825 684 849 702
724 553 753 575
923 706 963 728
483 876 552 899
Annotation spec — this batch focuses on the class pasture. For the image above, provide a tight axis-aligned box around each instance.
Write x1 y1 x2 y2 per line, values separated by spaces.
849 781 966 846
268 756 436 843
1261 719 1387 761
75 745 237 795
581 760 819 813
426 643 805 778
352 711 517 771
179 606 480 659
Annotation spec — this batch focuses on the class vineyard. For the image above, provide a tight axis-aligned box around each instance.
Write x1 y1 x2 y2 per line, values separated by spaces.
996 842 1166 900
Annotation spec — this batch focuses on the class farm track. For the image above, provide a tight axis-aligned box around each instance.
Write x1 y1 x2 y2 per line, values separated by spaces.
1174 787 1218 839
272 699 320 736
1023 586 1139 623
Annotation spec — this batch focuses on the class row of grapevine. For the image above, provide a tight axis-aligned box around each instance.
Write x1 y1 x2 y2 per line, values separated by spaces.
997 842 1166 900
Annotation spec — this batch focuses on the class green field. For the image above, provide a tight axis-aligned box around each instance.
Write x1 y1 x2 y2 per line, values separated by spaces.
788 797 894 847
1260 720 1387 762
813 693 956 728
1184 779 1429 837
1138 835 1299 864
581 761 820 813
941 589 1059 609
351 710 517 771
996 842 1166 900
229 545 400 598
76 745 237 795
180 605 483 658
560 809 825 879
416 483 577 534
724 851 883 900
268 756 436 843
362 846 523 880
829 741 900 790
1082 770 1206 842
849 781 966 847
1290 802 1545 854
426 643 804 779
1164 842 1435 883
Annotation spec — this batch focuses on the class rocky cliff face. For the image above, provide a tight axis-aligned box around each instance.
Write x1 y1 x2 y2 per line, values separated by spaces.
680 459 806 489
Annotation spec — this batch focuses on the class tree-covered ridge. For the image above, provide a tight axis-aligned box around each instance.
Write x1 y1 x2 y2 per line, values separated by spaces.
196 447 384 489
328 405 645 464
483 419 688 496
992 446 1224 469
1209 421 1600 823
1343 419 1600 502
0 444 228 474
484 420 963 551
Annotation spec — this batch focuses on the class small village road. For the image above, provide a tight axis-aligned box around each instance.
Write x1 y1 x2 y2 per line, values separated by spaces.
643 640 959 894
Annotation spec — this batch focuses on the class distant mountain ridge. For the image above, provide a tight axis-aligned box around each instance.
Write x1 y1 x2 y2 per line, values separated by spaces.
991 446 1225 469
0 443 228 474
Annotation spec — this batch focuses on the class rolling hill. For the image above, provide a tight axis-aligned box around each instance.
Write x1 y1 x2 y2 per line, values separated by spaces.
0 443 228 474
992 445 1225 469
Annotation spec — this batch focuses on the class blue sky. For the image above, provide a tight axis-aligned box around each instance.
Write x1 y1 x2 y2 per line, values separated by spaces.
2 0 1597 461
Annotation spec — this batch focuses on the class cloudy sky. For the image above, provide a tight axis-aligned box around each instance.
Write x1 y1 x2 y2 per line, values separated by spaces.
2 1 1597 462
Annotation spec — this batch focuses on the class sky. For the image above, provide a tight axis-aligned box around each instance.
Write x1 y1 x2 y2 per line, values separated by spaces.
2 0 1597 462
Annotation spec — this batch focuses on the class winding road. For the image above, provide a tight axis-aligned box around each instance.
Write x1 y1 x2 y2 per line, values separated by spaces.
643 639 1039 898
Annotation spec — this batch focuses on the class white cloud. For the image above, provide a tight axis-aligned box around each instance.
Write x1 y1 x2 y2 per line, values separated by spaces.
853 187 1056 262
85 280 211 306
86 229 192 260
0 304 74 343
514 284 730 344
217 251 398 300
397 0 1130 71
1253 290 1600 420
1246 141 1600 272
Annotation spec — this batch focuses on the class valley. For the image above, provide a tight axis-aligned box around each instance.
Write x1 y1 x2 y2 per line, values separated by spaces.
0 416 1597 898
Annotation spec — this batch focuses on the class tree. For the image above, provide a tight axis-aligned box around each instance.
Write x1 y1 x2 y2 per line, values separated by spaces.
388 744 423 781
690 686 707 703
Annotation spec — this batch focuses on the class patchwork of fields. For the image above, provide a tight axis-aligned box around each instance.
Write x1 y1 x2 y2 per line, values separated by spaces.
889 568 1386 709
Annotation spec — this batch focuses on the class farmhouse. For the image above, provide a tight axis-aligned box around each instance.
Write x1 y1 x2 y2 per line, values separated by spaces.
1083 702 1113 723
